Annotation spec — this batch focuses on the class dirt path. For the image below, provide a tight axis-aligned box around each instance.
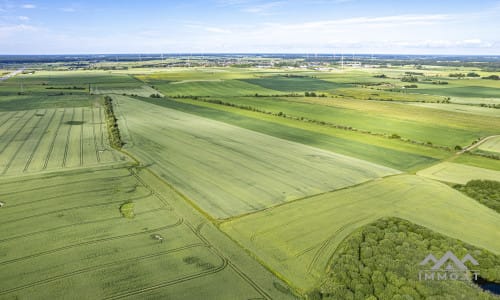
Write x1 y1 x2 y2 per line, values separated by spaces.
0 68 25 82
458 135 500 154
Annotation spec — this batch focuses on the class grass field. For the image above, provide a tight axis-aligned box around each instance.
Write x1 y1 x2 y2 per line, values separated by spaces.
221 174 500 291
115 95 399 219
0 166 296 299
417 162 500 184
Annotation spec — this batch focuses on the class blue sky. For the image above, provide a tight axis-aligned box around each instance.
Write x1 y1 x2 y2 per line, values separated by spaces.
0 0 499 54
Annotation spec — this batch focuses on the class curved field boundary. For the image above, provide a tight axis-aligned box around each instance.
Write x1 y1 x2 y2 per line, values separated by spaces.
103 245 228 300
0 208 168 244
0 243 209 296
0 219 183 266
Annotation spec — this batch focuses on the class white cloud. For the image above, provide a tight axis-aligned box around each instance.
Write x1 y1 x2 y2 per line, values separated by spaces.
241 1 283 14
18 16 30 21
22 4 36 9
0 24 38 38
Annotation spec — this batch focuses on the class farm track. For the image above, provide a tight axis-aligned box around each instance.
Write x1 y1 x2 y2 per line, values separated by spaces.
0 208 168 244
306 215 375 274
0 218 184 266
0 110 32 154
0 193 150 226
42 108 67 170
128 169 272 300
23 109 57 172
0 172 132 193
0 111 20 129
61 107 76 167
0 243 209 296
0 107 122 175
103 246 228 300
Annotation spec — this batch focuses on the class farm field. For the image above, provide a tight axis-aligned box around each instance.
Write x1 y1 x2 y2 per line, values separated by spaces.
92 84 163 98
0 107 125 176
478 136 500 153
407 102 500 117
417 162 500 184
114 95 399 219
132 96 447 172
221 174 500 291
0 166 295 299
1 61 499 299
143 73 500 149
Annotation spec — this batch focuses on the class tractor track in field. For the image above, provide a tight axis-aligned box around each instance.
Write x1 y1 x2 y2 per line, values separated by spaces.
103 245 228 300
0 110 32 154
306 215 374 274
0 110 22 129
62 107 76 167
0 193 151 226
91 107 101 162
42 108 67 170
0 172 132 193
0 208 168 244
2 185 147 208
1 109 47 175
0 243 208 296
23 109 57 172
228 261 273 300
80 107 84 166
0 218 184 266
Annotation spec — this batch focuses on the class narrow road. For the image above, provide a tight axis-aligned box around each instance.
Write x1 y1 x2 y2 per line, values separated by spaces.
458 135 500 154
0 68 25 82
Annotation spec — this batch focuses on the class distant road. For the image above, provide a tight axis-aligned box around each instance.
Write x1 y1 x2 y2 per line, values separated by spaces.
0 68 25 81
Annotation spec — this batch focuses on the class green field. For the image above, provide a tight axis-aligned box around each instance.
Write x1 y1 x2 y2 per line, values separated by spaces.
417 162 500 184
0 166 296 299
132 96 446 172
115 95 399 219
1 63 499 299
221 175 500 291
478 136 500 153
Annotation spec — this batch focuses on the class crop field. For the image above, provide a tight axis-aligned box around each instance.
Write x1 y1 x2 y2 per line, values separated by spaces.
221 174 500 291
0 166 294 299
407 102 500 117
0 107 124 176
115 95 399 219
169 95 498 148
151 79 280 97
417 162 500 184
135 95 448 172
478 136 500 153
142 72 500 149
1 62 499 299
